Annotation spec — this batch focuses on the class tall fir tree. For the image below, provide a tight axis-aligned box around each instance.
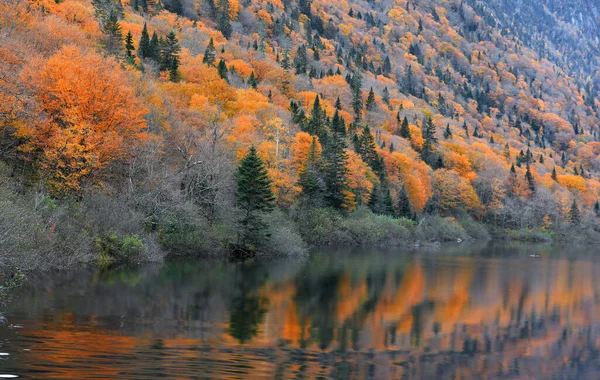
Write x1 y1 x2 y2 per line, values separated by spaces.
443 123 452 139
235 147 276 252
365 87 376 111
298 137 324 205
569 198 580 225
397 186 412 219
203 37 217 66
420 116 437 164
350 72 363 121
216 0 232 38
161 31 181 82
306 96 328 143
101 11 123 55
248 71 258 89
124 31 135 58
294 44 308 74
149 31 160 60
525 162 535 193
400 116 411 139
217 59 229 82
138 23 151 58
323 123 349 210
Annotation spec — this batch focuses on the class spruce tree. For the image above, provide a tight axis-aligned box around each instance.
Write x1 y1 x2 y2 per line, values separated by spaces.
569 198 580 226
294 45 308 74
138 23 151 58
203 37 217 66
323 127 349 210
149 32 160 60
124 31 135 58
307 96 328 143
443 123 452 139
397 185 412 219
217 59 228 82
331 109 346 136
162 31 181 82
421 116 437 164
365 87 376 111
525 162 535 193
216 0 232 38
236 147 276 251
350 72 363 121
102 11 123 55
594 200 600 217
358 126 381 175
248 71 258 89
400 116 411 139
298 137 324 205
551 167 558 181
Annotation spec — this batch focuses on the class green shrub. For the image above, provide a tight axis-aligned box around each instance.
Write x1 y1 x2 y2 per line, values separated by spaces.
416 216 469 242
96 234 145 268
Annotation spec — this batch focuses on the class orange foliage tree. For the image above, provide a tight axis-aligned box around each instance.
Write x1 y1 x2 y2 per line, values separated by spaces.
19 46 148 195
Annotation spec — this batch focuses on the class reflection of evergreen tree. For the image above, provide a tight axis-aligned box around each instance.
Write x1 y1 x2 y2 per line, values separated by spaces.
228 263 269 344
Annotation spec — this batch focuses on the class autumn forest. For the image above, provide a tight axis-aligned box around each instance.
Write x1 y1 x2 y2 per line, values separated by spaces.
1 0 600 266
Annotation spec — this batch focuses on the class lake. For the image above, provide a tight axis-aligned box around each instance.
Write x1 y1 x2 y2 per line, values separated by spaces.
0 242 599 379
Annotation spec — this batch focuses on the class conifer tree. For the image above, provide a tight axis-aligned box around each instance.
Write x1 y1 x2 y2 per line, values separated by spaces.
217 59 228 82
138 23 151 58
294 45 308 74
350 72 363 121
307 96 328 143
400 116 411 139
216 0 232 38
420 116 437 164
161 31 181 82
525 162 535 193
443 123 452 139
124 31 135 58
149 31 159 60
594 200 600 217
101 11 123 55
365 87 376 111
323 126 349 210
358 126 381 175
397 185 412 219
569 198 580 225
331 109 346 136
298 137 324 205
203 37 217 66
248 71 258 89
551 167 558 181
236 147 276 251
503 143 510 160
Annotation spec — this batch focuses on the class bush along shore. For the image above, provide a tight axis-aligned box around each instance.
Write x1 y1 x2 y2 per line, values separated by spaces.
2 153 598 275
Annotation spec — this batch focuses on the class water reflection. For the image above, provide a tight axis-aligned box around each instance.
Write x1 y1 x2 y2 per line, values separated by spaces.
0 242 599 378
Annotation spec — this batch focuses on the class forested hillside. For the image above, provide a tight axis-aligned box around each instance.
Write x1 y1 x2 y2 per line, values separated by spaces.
1 0 600 266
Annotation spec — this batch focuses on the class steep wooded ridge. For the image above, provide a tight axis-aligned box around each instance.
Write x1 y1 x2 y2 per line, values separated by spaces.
1 0 600 265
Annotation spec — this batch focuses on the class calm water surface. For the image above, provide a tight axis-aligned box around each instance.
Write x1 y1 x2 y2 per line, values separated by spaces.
1 242 600 379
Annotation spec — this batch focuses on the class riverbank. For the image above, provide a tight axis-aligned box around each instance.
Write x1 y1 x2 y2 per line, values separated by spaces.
2 167 599 273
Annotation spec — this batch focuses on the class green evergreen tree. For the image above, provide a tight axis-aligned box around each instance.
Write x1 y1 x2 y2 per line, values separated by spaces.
443 123 452 139
306 96 328 143
463 121 469 137
420 116 437 164
248 71 258 89
551 167 558 181
203 37 217 66
569 198 580 225
138 23 151 58
235 147 276 252
525 162 535 193
294 44 308 74
101 11 123 55
216 0 232 38
400 116 411 139
365 87 376 111
350 72 363 121
331 109 346 136
298 137 324 205
594 200 600 217
323 128 349 210
396 185 412 219
217 59 229 82
504 143 510 160
149 31 160 60
161 31 181 82
358 125 382 175
124 31 135 58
